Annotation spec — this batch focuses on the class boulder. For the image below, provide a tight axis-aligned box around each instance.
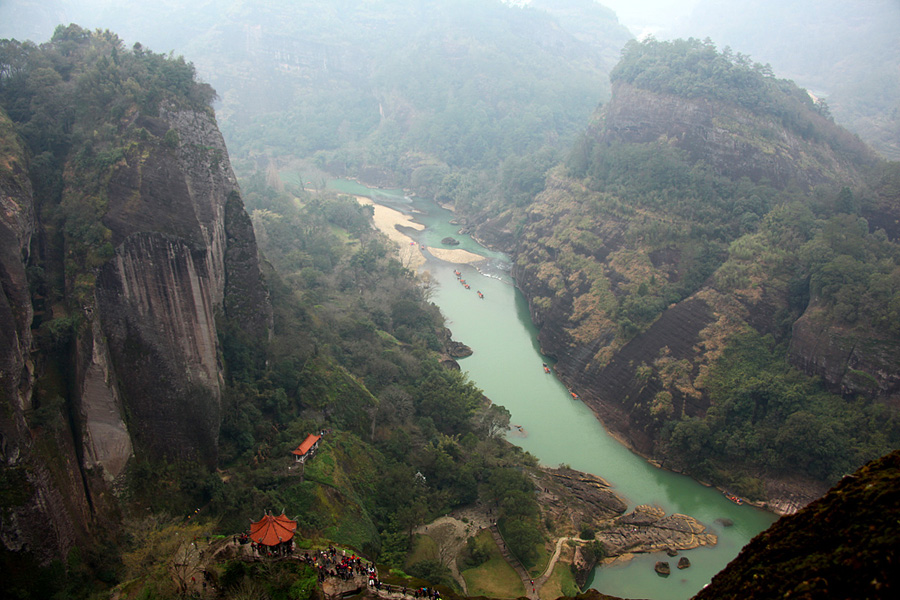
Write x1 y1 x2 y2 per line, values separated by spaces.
655 561 671 576
441 236 460 246
678 557 691 569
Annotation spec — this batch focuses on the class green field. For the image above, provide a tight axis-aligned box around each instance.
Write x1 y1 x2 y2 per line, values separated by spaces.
461 530 525 598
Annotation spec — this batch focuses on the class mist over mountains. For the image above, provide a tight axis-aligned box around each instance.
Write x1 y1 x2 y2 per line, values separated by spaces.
2 1 898 159
1 2 899 599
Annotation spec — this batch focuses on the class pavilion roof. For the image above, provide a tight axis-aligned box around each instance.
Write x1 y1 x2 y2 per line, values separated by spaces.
291 433 321 456
248 513 297 546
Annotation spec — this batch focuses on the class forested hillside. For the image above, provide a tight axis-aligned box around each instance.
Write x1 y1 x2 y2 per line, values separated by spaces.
3 4 900 598
0 26 558 599
512 38 899 510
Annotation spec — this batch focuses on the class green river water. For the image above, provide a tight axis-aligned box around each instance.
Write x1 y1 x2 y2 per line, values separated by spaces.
325 179 777 600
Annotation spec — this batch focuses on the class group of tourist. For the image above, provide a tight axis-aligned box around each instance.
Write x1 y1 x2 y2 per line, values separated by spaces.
234 533 295 558
233 528 453 600
301 546 374 583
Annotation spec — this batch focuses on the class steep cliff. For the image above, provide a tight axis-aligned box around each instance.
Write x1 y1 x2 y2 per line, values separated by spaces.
693 449 900 599
90 103 272 468
511 38 896 508
0 28 271 564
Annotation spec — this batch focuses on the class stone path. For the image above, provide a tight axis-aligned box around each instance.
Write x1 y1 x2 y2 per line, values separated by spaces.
489 524 536 599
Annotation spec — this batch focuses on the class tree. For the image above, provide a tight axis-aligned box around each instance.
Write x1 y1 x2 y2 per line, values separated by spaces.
502 518 542 568
170 542 202 594
475 402 511 438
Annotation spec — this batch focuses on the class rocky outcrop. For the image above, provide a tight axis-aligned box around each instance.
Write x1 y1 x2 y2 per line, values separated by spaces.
438 327 473 359
90 104 271 468
596 505 717 557
0 95 271 562
789 301 900 400
540 467 628 521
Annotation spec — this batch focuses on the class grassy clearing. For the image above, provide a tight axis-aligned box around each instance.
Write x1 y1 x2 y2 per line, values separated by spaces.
527 538 553 578
406 534 439 567
461 530 525 599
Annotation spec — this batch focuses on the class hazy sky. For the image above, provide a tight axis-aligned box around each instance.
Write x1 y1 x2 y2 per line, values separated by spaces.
597 0 703 38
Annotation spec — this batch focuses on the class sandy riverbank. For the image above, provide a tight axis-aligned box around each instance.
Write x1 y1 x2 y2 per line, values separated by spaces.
356 196 486 268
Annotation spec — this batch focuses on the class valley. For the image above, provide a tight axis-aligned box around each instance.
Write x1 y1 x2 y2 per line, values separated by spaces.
1 3 899 600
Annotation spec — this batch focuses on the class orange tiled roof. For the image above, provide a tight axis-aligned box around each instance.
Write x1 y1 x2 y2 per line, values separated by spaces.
291 433 321 456
248 513 297 546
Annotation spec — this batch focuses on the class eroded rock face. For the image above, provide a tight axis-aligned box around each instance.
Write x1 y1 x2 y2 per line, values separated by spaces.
0 101 271 562
96 232 222 465
789 302 900 400
87 105 271 468
80 320 132 480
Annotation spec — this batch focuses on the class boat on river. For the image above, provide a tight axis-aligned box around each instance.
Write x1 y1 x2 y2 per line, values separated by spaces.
724 491 744 505
542 363 550 373
477 291 484 299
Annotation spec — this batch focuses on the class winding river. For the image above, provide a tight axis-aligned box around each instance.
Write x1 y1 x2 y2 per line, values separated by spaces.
326 179 777 600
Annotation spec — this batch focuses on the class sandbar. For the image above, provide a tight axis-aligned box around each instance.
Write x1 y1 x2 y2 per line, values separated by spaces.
356 196 426 270
427 247 485 264
356 196 486 267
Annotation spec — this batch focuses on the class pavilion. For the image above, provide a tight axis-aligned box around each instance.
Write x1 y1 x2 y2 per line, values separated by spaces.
292 433 322 464
248 512 297 556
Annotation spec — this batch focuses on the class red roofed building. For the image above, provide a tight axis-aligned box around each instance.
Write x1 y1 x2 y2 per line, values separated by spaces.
248 512 297 547
292 433 321 464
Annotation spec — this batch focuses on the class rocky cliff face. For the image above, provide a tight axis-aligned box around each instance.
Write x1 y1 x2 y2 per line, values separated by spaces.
89 104 271 469
789 301 900 400
0 97 271 563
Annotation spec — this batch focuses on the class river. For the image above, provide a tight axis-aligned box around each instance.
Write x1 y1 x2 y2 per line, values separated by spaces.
325 179 777 600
